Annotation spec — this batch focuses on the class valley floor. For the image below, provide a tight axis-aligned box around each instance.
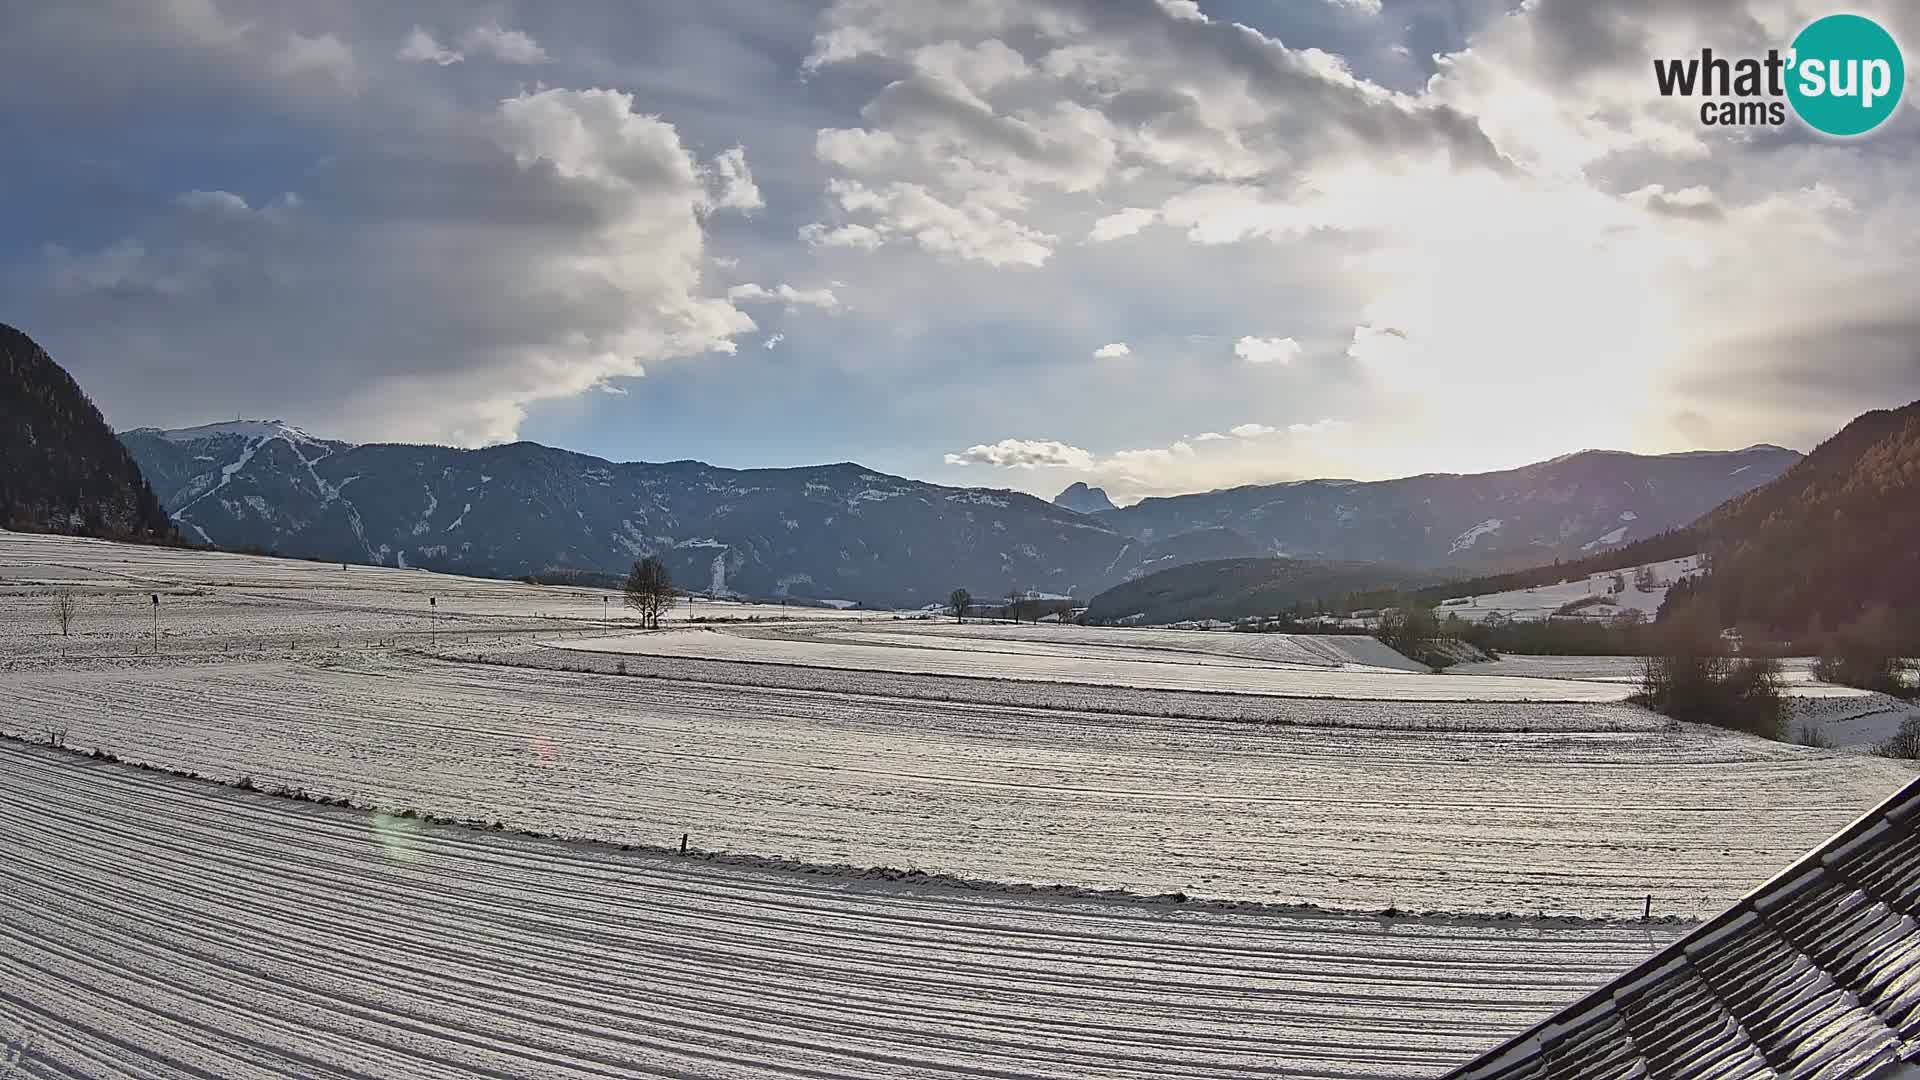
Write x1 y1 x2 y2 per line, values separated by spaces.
2 530 1914 1077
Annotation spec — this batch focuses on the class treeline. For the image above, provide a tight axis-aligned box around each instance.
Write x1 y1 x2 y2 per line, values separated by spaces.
1449 616 1662 657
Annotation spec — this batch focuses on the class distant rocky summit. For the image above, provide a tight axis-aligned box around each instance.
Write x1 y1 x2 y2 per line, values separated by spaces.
0 323 173 541
1053 481 1117 514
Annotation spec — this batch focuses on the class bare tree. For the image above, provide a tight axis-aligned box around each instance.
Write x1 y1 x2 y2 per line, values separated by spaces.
624 557 676 630
1005 588 1024 623
51 590 76 637
949 588 971 623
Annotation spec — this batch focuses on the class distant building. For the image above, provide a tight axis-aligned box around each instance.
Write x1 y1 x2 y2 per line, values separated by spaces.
1445 775 1920 1079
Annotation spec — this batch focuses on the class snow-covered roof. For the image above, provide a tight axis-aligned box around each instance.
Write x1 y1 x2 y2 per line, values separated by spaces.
1445 774 1920 1079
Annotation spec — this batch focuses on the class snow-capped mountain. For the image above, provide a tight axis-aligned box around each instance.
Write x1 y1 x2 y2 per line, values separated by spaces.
118 422 1799 606
119 424 1129 606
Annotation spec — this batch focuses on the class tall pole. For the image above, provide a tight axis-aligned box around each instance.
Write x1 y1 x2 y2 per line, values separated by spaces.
150 593 159 655
430 595 437 649
603 594 609 632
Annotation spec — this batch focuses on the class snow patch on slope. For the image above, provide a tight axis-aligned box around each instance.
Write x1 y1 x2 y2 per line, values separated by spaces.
1449 519 1503 554
1582 526 1630 551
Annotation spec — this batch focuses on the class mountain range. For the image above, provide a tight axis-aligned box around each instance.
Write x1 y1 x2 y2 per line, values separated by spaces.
1081 445 1798 570
1106 399 1920 641
117 417 1797 607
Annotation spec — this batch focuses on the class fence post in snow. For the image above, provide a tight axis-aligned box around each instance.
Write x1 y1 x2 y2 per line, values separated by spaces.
680 832 688 855
1644 894 1652 920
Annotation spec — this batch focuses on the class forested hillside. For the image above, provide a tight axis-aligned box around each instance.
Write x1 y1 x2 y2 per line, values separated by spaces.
1085 557 1426 625
0 324 173 541
1679 400 1920 642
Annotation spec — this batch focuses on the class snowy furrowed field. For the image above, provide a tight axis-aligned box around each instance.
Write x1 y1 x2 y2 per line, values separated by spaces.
556 625 1633 702
0 742 1685 1079
3 652 1908 917
5 534 1917 1076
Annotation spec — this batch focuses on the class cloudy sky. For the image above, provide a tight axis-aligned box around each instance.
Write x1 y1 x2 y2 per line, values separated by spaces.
5 0 1918 504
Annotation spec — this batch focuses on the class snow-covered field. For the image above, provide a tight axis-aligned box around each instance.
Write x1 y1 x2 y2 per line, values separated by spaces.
856 621 1432 670
3 533 1916 1077
0 742 1685 1079
1437 555 1703 624
0 531 900 665
1456 654 1920 748
556 624 1633 702
1460 654 1864 693
5 651 1909 917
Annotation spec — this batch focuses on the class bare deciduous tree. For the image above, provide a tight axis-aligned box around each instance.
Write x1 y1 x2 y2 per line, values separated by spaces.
949 588 971 623
624 557 676 630
51 590 76 637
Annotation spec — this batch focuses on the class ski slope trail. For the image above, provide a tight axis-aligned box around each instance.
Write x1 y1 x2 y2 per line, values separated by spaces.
0 742 1682 1079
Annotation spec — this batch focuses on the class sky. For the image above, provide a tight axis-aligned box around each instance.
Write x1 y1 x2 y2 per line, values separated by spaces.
4 0 1918 505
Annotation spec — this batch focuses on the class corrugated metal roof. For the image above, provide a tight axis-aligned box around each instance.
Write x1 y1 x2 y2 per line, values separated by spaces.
1446 775 1920 1079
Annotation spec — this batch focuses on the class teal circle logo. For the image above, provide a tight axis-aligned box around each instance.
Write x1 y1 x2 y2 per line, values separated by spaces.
1787 14 1905 136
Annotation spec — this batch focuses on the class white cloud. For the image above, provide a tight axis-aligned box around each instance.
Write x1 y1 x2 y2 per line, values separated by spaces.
764 332 786 350
816 128 903 172
1092 342 1130 359
1088 207 1158 243
1289 418 1349 437
800 222 887 251
398 27 461 65
800 0 1500 267
460 23 548 65
1234 336 1302 366
944 438 1095 468
705 146 763 211
174 189 252 219
45 84 760 446
948 417 1373 503
821 179 1056 267
271 32 354 87
727 282 842 312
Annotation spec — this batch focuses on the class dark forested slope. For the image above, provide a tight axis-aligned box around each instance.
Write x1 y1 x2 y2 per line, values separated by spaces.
1 324 173 540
